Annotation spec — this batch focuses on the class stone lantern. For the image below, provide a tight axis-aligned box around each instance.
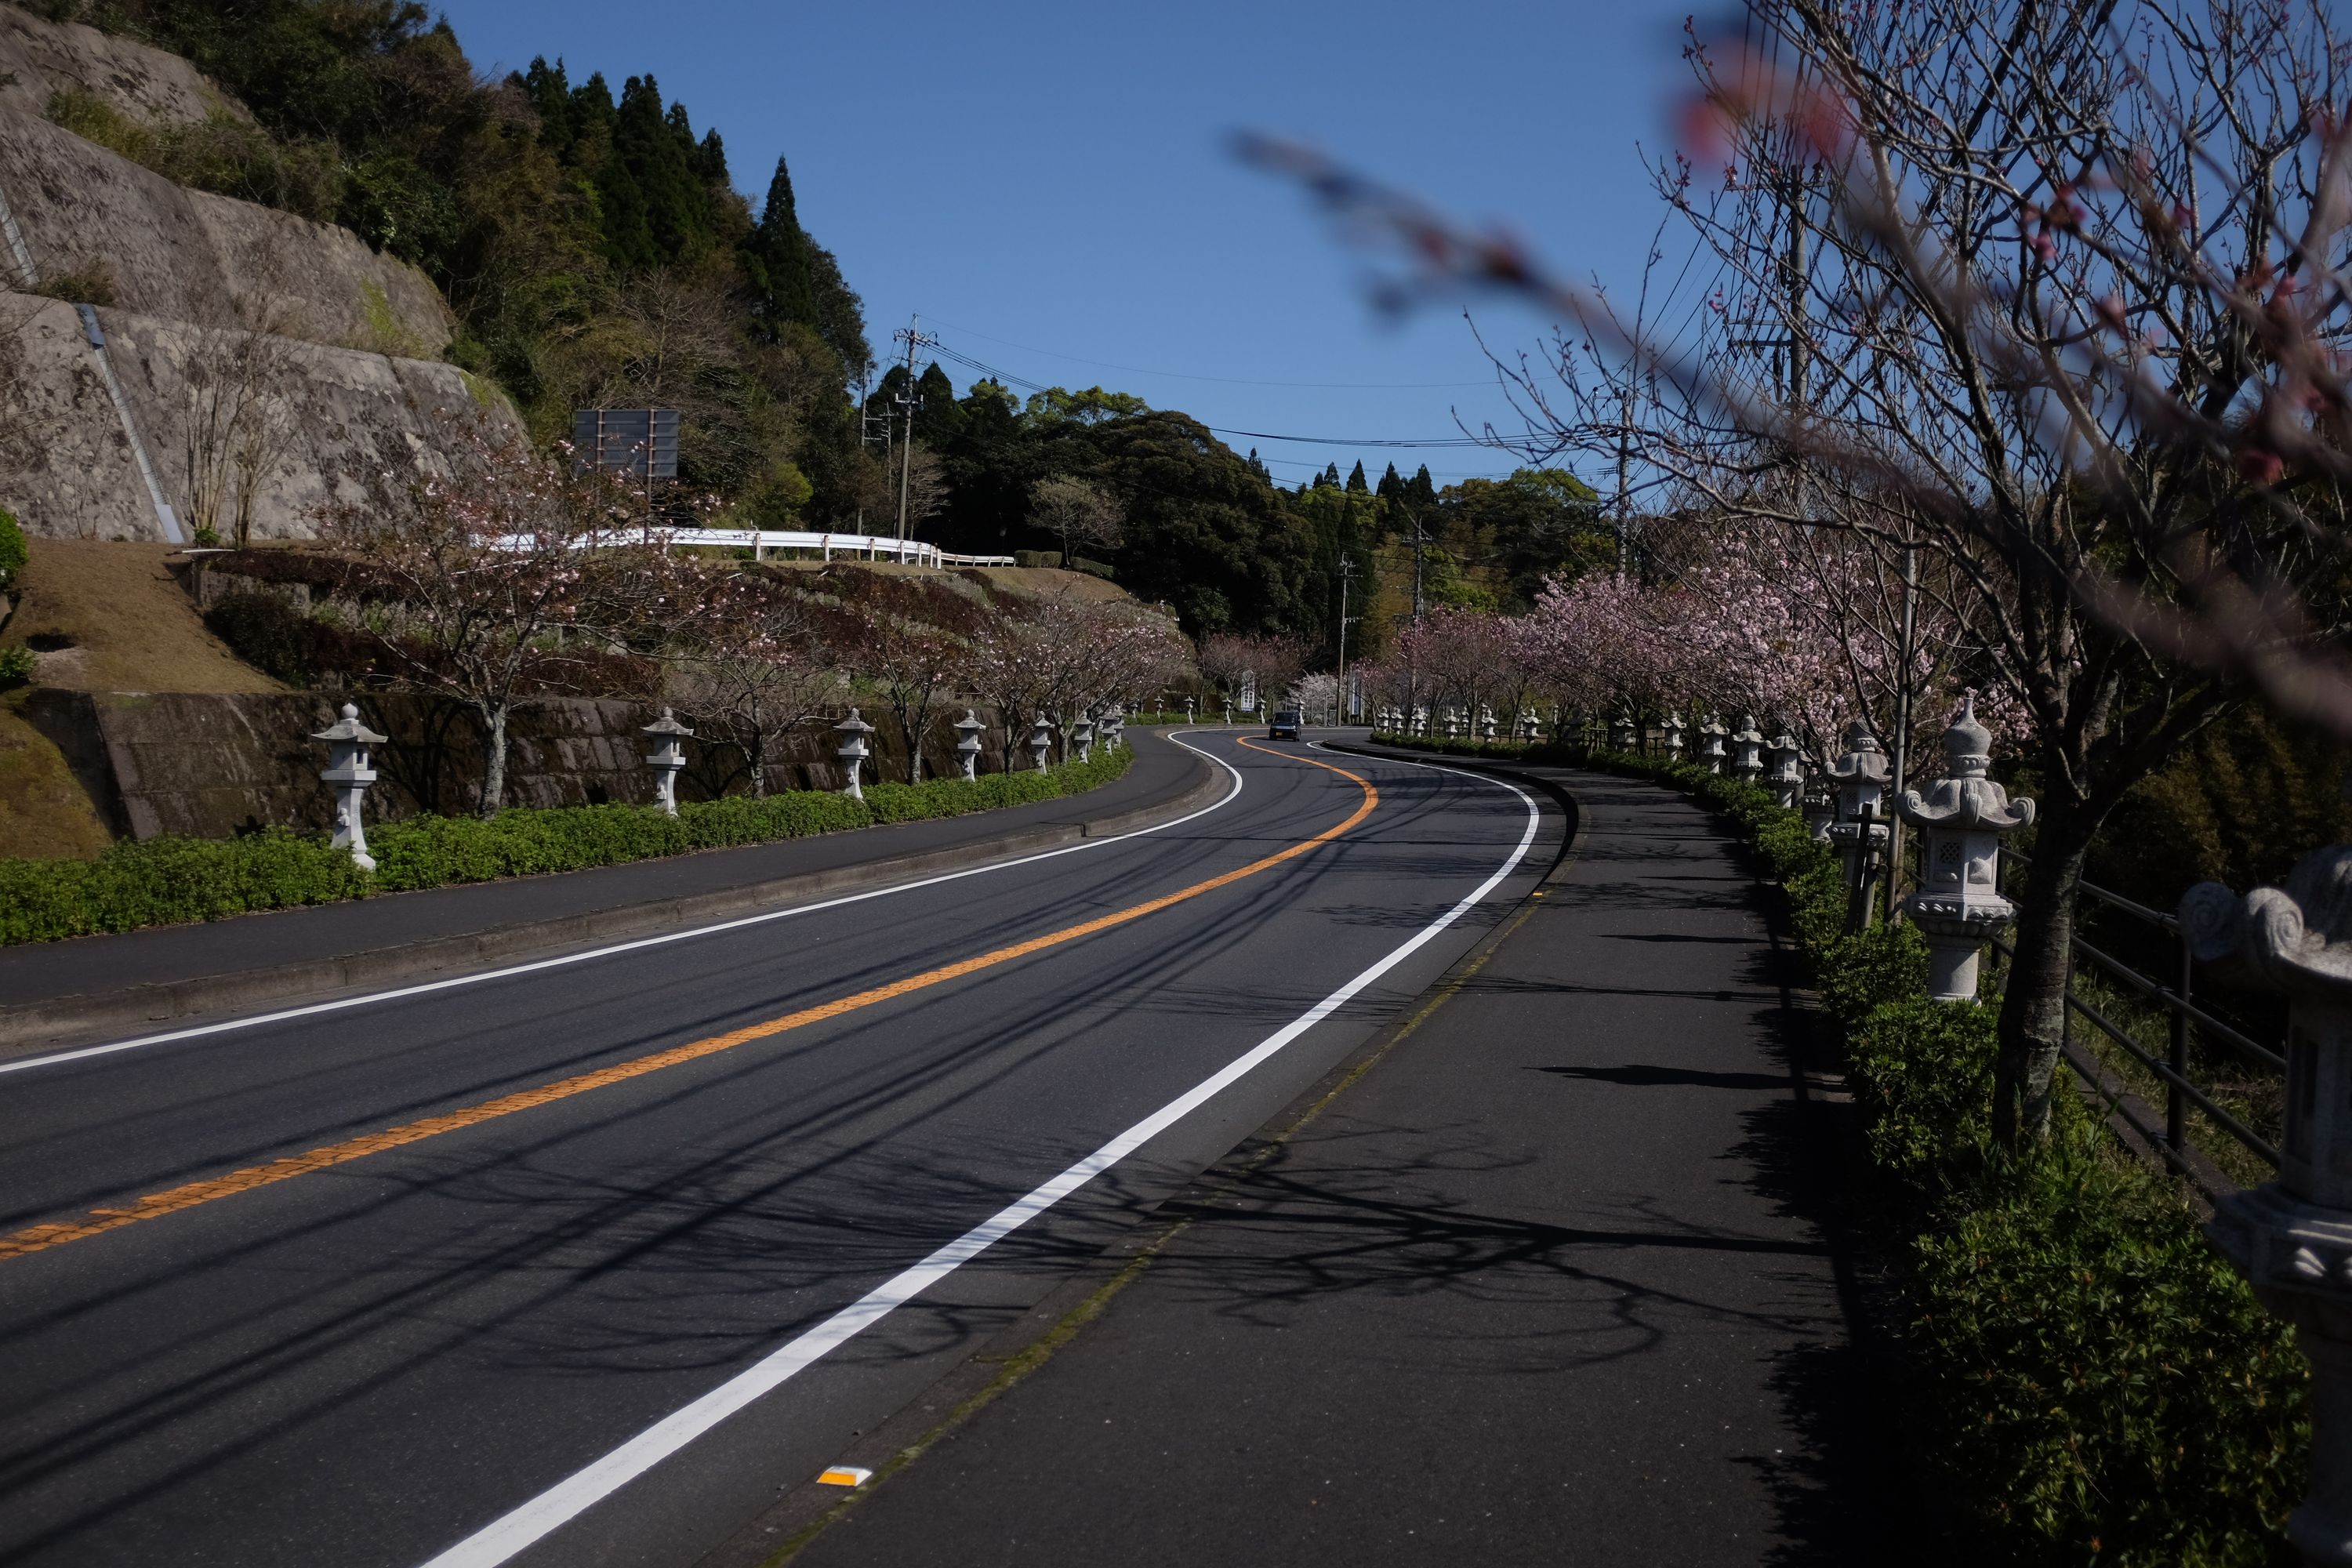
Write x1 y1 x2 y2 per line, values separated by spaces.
1698 715 1729 774
1802 778 1837 842
1029 713 1054 771
310 702 387 873
833 708 874 800
954 709 985 780
640 706 693 816
1185 699 1195 724
1105 705 1126 750
1730 714 1765 781
1479 705 1497 741
1663 711 1687 762
1072 711 1096 764
1610 713 1637 752
2181 852 2352 1566
1410 705 1428 737
1895 695 2034 1002
1520 710 1542 743
1825 719 1892 919
1766 731 1803 810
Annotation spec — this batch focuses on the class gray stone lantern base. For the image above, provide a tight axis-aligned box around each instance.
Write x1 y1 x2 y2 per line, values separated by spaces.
1904 899 2013 1002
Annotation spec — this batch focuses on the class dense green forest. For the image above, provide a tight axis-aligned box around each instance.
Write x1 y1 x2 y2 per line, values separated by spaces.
30 0 1609 650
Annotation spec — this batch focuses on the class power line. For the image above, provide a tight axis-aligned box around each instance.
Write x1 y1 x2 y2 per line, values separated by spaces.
921 315 1493 390
1203 425 1490 449
927 339 1494 450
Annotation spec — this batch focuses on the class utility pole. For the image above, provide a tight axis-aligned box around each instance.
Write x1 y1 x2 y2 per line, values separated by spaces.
1886 533 1918 921
1409 511 1427 622
1337 554 1359 724
890 316 938 546
856 374 886 535
1613 384 1632 578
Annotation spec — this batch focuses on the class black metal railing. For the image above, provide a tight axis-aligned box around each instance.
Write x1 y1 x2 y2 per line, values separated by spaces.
1993 848 2283 1194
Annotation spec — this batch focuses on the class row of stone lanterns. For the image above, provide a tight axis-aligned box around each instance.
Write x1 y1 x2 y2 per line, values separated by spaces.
307 699 1118 866
1600 700 2036 1003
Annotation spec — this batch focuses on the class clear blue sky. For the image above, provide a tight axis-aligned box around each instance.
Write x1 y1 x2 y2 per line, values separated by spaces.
434 0 1706 492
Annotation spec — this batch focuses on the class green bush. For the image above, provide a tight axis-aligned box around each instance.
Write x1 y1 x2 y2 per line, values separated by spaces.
1375 731 2312 1562
0 748 1132 945
0 505 25 593
0 645 34 689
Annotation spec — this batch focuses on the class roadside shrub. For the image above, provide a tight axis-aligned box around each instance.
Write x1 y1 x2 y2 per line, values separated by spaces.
0 506 25 592
0 645 35 689
0 747 1133 944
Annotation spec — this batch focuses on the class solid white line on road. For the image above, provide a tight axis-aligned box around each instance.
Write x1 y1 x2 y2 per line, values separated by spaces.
0 737 1246 1078
413 765 1542 1568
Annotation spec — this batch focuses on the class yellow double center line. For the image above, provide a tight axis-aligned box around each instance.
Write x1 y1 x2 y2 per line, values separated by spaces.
0 740 1376 1265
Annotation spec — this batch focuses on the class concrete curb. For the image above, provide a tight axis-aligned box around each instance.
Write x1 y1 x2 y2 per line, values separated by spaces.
0 752 1225 1054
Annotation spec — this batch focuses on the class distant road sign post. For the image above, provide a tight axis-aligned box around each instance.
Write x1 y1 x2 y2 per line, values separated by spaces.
572 409 680 538
572 408 680 480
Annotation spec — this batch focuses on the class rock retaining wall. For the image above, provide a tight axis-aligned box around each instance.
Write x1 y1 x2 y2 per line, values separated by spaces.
0 5 225 129
0 107 453 352
0 290 495 542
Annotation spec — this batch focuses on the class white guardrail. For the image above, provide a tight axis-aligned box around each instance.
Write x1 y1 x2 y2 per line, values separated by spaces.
481 528 1014 568
662 529 1013 567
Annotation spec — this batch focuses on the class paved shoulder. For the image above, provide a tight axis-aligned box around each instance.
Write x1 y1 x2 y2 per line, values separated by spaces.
777 766 1887 1568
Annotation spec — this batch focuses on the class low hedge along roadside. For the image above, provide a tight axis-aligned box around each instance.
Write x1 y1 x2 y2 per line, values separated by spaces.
1404 738 2309 1566
0 749 1133 946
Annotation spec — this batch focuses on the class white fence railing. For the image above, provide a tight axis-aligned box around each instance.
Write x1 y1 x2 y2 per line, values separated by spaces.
657 528 1014 567
488 528 1014 568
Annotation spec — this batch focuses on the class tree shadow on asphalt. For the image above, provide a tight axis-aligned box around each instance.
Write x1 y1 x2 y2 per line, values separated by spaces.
1722 919 1902 1566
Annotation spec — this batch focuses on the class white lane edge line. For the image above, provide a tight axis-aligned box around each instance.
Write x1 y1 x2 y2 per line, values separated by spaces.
0 737 1246 1077
412 762 1542 1568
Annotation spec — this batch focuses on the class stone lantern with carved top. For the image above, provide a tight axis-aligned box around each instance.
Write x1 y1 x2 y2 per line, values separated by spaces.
1825 720 1892 913
640 707 693 816
1730 714 1765 782
955 709 985 780
1663 712 1686 763
2182 846 2352 1565
1698 715 1728 774
1766 731 1803 811
834 708 874 800
1895 695 2034 1002
310 702 387 873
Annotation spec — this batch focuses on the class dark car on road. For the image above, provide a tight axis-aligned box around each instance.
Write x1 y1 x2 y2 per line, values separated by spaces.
1268 709 1303 741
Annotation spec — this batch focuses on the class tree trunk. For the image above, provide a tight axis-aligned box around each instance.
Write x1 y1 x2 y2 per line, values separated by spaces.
750 731 768 797
1993 791 2096 1146
907 719 924 785
479 703 509 820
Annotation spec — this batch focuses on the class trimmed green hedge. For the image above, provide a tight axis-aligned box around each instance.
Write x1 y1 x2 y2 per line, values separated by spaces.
0 749 1133 946
1414 741 2310 1565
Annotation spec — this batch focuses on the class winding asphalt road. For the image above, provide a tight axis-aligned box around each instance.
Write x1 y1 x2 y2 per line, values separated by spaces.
0 733 1557 1567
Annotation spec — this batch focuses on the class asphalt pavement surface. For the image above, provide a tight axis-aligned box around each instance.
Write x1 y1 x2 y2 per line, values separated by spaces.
0 731 1558 1567
778 760 1886 1568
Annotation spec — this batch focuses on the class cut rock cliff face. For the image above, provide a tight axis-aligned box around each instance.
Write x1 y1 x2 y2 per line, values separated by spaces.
0 2 516 544
0 5 223 128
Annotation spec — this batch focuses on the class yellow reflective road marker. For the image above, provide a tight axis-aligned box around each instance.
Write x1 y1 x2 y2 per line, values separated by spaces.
816 1466 872 1488
0 739 1377 1267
